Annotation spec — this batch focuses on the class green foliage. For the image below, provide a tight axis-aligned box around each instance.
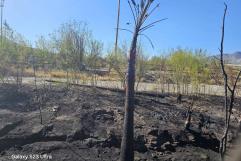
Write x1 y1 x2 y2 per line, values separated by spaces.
136 44 148 81
85 40 103 68
105 44 128 86
52 20 91 71
106 44 128 71
167 48 210 90
0 21 216 92
1 22 30 63
147 56 163 70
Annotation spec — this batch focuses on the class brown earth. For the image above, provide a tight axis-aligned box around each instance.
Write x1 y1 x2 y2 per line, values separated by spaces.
0 83 241 161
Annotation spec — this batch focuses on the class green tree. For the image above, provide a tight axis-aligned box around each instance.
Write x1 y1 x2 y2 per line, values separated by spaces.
105 44 127 87
85 40 103 85
53 20 90 71
167 49 209 94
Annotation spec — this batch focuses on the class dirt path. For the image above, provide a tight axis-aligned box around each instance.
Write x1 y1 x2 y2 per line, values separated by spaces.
8 76 238 96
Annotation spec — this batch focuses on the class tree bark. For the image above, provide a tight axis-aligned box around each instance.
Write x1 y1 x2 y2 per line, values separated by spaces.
120 31 138 161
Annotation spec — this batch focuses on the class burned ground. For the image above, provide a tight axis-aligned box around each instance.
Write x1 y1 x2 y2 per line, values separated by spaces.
0 83 241 161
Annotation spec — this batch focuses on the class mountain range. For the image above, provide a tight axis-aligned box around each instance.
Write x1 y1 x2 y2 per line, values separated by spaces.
213 51 241 65
223 51 241 65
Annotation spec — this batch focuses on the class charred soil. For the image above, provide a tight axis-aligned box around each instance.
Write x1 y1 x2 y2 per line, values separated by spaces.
0 83 241 161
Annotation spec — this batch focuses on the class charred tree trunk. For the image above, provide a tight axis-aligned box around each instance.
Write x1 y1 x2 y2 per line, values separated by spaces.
185 103 193 130
120 1 166 160
120 32 138 161
219 3 241 160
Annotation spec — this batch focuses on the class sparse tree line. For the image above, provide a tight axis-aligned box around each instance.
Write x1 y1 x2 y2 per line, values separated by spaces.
0 20 238 95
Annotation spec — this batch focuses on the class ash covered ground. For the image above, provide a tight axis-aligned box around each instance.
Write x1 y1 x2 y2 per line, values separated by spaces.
0 84 241 161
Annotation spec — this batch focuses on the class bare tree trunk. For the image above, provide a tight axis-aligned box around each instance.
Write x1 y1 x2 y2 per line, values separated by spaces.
120 1 166 160
185 108 192 130
219 4 241 159
120 31 138 161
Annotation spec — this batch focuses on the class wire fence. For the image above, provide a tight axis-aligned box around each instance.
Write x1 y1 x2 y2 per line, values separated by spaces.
1 61 241 97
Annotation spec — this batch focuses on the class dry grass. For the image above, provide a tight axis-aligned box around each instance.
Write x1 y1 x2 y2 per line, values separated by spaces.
24 68 120 81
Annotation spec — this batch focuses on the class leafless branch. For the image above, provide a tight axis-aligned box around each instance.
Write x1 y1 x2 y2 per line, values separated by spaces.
213 55 220 61
220 3 228 79
128 0 137 26
130 0 136 6
138 33 154 49
232 70 241 92
116 28 134 34
134 4 139 20
140 18 168 32
144 3 160 22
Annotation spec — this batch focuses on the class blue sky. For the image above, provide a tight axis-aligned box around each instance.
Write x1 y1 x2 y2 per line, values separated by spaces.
3 0 241 56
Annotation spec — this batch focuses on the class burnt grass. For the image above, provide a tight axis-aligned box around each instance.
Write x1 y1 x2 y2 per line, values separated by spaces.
0 83 241 161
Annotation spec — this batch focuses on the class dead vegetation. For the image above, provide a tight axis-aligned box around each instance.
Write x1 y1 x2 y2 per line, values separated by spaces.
0 83 240 161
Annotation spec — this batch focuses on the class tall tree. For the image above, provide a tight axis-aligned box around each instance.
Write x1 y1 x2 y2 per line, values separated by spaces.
86 40 103 85
53 21 90 71
120 0 166 160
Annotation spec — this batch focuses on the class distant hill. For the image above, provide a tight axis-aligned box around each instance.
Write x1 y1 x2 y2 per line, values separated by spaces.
223 51 241 64
212 51 241 65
